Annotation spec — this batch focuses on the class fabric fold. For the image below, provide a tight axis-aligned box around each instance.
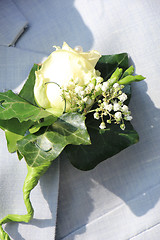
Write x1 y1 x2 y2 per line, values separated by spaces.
0 46 60 240
0 0 28 46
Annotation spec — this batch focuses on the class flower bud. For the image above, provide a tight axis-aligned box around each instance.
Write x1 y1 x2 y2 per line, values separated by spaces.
118 75 145 85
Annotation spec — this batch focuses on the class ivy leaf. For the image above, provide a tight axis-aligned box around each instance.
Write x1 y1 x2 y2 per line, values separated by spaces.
17 150 23 160
17 113 91 167
5 130 24 153
0 53 140 170
0 118 33 152
0 118 32 134
0 90 51 122
19 64 39 105
65 80 137 171
65 116 139 171
96 53 129 80
29 115 57 134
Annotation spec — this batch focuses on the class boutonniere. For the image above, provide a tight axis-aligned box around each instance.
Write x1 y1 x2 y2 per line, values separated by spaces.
0 42 145 239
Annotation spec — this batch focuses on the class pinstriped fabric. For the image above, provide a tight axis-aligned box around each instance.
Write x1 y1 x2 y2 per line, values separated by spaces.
0 46 59 240
1 0 160 239
54 0 160 240
0 0 28 46
0 0 60 238
0 29 59 240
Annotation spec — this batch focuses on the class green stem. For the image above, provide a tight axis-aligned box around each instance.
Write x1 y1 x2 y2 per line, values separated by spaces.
0 161 52 240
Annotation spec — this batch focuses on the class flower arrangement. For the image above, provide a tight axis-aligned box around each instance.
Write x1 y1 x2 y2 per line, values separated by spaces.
0 43 145 239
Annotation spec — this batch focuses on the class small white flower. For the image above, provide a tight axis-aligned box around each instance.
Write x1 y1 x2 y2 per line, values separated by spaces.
88 83 95 90
82 97 88 103
113 83 120 89
85 83 94 94
115 111 122 120
94 112 100 119
63 91 70 100
96 76 103 83
86 98 93 105
95 84 102 92
101 82 109 92
79 90 85 97
113 101 121 111
125 115 133 121
103 102 112 112
99 122 106 129
118 93 127 102
121 105 128 113
75 86 83 94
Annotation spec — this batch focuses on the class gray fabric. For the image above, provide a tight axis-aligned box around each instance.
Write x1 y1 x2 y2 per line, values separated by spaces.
0 0 28 46
0 46 45 91
0 0 160 239
0 46 60 239
55 0 160 239
12 0 93 53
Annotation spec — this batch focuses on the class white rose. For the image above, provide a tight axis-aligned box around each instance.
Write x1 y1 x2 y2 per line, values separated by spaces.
34 42 101 116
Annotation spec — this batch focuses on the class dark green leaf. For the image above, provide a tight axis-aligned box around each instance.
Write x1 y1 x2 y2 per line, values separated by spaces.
0 53 140 171
0 118 32 134
17 113 91 167
19 64 39 105
17 150 23 160
0 90 51 122
29 115 57 134
96 53 129 80
65 83 138 171
65 116 139 171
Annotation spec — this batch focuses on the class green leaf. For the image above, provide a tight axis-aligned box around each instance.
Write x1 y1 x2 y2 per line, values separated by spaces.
0 90 51 122
17 150 23 160
96 53 129 80
0 118 33 152
19 64 39 105
65 116 139 171
65 84 138 170
5 130 24 153
63 54 137 171
17 113 91 167
29 115 57 134
0 118 32 134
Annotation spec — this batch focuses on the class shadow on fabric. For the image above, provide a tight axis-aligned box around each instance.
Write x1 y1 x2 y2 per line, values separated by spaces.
55 79 160 239
14 0 94 54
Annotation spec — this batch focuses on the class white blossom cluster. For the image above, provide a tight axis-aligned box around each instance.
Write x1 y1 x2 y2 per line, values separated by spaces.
60 71 103 113
60 74 132 130
92 81 132 130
